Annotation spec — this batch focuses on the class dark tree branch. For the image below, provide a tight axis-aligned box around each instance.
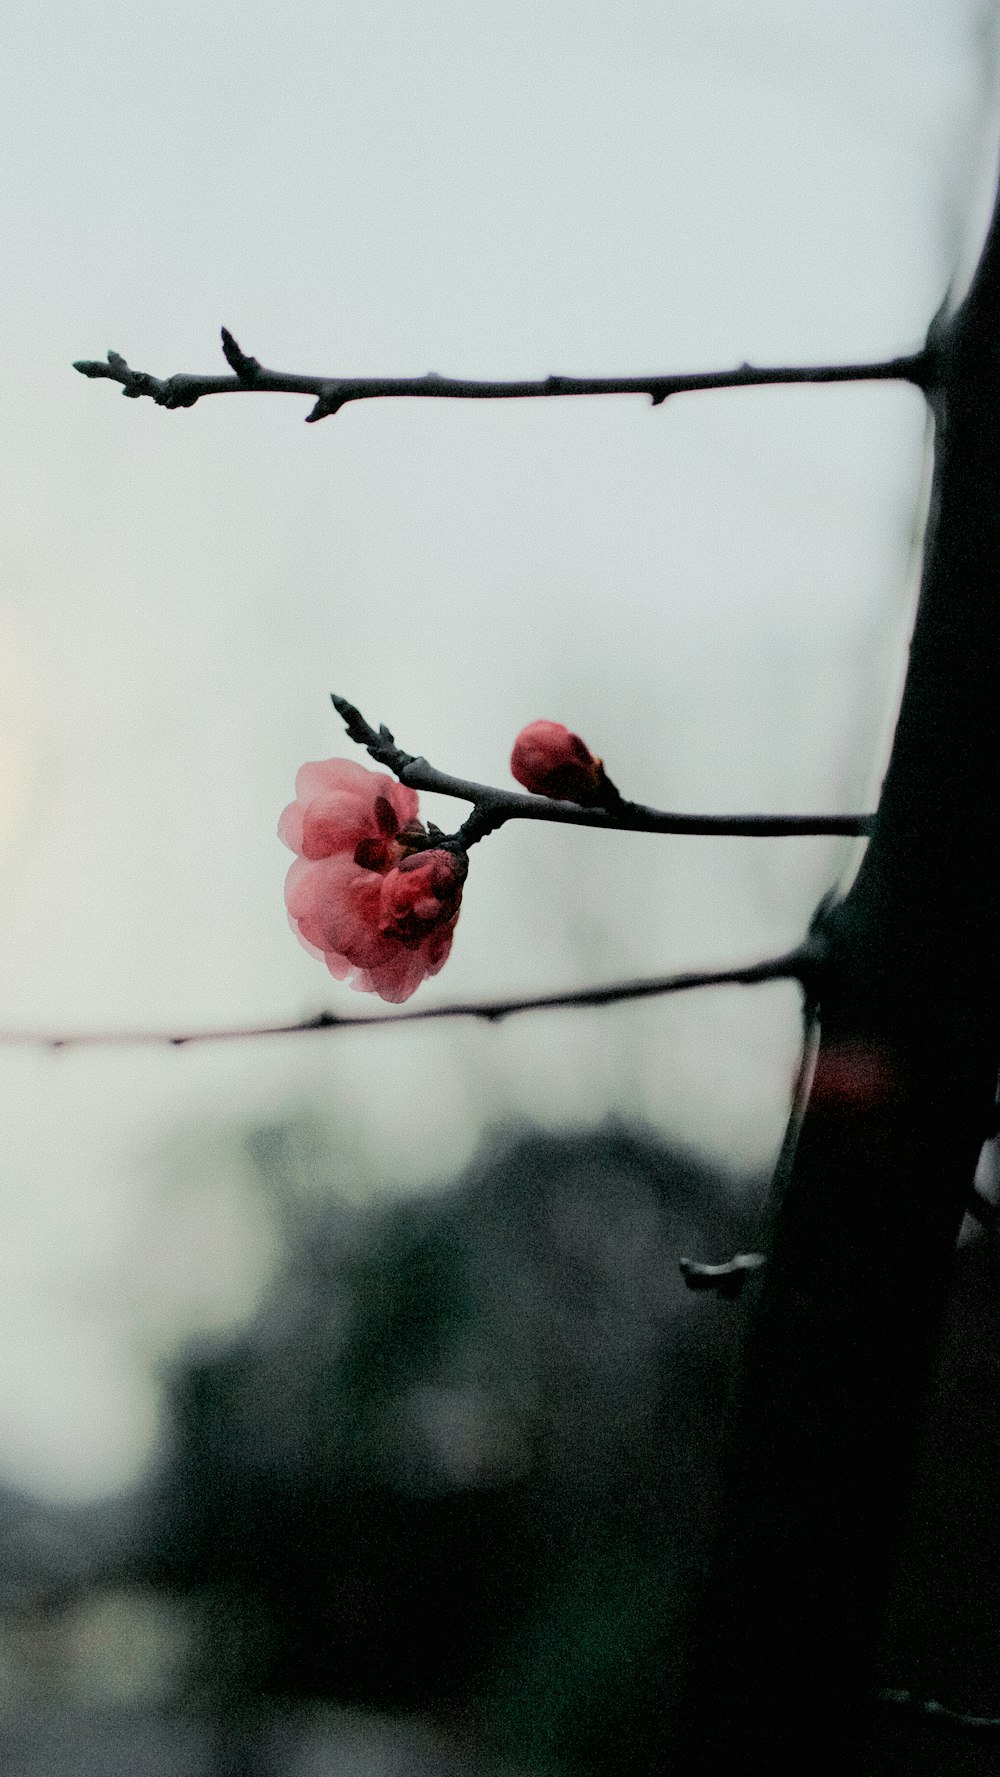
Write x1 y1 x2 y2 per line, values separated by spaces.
0 948 807 1050
331 694 874 842
73 330 929 421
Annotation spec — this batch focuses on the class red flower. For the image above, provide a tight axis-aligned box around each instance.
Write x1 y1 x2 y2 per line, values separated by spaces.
279 759 465 1003
510 720 606 804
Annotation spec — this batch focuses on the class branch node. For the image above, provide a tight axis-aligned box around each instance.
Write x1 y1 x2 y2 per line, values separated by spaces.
594 765 624 808
155 375 201 410
105 351 152 400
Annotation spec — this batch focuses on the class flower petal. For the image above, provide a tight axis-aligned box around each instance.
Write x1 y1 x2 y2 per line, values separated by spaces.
300 792 376 860
277 799 305 854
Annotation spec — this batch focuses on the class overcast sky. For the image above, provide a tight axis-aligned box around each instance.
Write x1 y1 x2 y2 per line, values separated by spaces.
0 0 988 1495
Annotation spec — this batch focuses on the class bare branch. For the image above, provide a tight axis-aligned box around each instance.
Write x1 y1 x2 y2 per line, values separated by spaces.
679 1252 767 1298
677 1183 1000 1303
0 948 807 1051
331 693 874 842
73 330 929 421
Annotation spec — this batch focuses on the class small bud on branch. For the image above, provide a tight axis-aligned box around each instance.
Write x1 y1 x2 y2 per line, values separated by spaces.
331 693 873 844
510 720 620 806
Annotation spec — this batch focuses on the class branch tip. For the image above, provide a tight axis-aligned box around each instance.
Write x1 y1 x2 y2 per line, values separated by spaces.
330 692 371 746
305 390 345 423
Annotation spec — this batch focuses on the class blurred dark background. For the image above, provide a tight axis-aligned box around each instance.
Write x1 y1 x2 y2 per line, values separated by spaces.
0 1117 998 1774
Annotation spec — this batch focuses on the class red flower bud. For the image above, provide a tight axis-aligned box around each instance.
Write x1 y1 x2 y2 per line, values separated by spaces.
510 720 605 804
379 849 467 947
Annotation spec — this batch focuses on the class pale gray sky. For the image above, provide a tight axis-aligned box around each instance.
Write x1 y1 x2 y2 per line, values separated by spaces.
0 0 986 1494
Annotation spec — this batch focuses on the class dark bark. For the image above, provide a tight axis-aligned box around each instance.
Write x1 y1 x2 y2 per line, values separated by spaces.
679 170 1000 1772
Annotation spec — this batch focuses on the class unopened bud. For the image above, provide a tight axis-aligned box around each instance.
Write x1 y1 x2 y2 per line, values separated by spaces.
510 720 608 805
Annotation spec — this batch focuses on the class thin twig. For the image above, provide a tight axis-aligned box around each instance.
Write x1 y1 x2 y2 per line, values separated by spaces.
681 1180 1000 1302
0 949 807 1051
72 330 930 421
679 1252 767 1298
874 1689 1000 1731
331 695 874 842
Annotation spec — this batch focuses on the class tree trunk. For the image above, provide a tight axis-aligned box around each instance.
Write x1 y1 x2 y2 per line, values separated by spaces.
680 158 1000 1774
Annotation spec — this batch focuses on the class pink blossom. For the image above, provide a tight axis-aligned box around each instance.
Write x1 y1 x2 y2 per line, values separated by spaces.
510 720 605 804
279 758 465 1002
